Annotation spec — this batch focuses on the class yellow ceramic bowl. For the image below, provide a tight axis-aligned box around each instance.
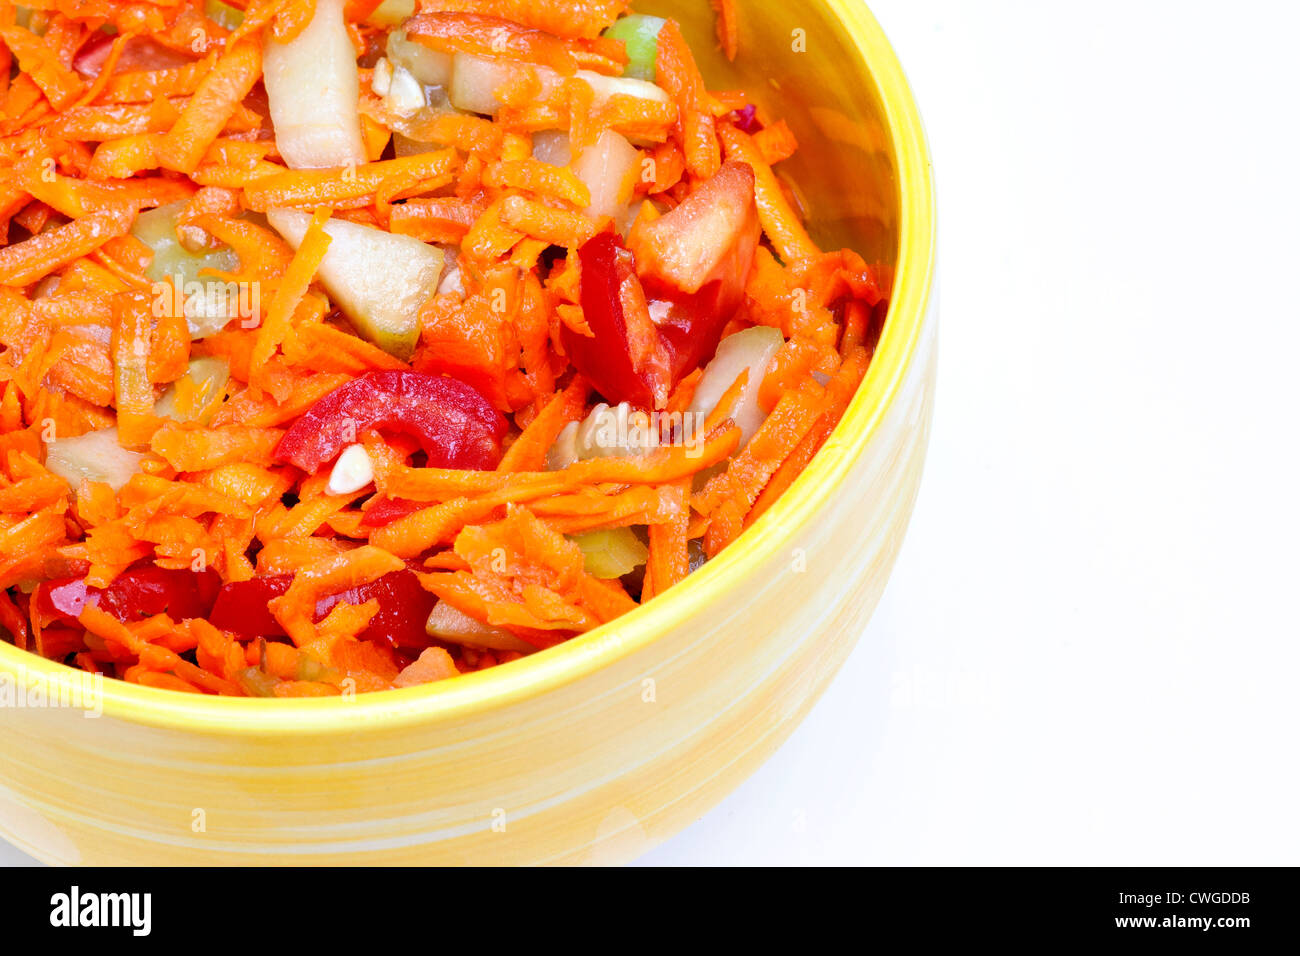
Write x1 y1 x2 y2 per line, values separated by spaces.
0 0 936 865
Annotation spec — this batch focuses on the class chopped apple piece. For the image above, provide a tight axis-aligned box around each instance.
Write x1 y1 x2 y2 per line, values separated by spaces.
532 129 572 167
266 209 443 361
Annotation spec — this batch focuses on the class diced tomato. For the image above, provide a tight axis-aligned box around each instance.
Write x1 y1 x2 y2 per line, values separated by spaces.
273 370 508 474
565 163 761 409
207 569 436 650
35 566 222 625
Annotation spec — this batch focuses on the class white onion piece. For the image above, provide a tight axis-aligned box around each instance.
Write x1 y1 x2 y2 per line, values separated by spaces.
688 326 785 448
132 201 239 338
371 56 393 96
571 129 640 220
547 421 581 471
575 70 670 107
45 428 145 493
267 209 443 361
425 602 535 653
385 64 426 115
547 401 655 470
262 0 367 170
393 132 443 156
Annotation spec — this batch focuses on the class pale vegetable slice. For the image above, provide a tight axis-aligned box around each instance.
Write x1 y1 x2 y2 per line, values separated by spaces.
688 326 785 448
547 420 581 471
45 428 146 492
385 63 427 115
154 356 230 424
266 209 443 361
365 0 415 27
533 129 641 221
448 53 523 115
450 53 562 115
531 129 572 167
446 57 653 119
426 602 535 653
203 0 243 30
546 401 655 471
262 0 367 170
132 201 238 289
387 29 452 87
571 528 648 579
132 202 241 338
571 129 640 220
575 70 669 107
393 132 436 157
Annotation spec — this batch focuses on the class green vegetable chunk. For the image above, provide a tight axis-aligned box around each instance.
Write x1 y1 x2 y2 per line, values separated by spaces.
132 202 239 289
571 527 649 579
603 14 666 83
204 0 244 30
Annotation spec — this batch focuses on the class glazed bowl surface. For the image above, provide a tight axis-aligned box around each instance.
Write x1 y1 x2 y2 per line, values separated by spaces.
0 0 936 865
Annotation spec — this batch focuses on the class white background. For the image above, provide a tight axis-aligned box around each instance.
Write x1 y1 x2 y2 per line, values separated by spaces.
641 0 1300 864
4 0 1298 867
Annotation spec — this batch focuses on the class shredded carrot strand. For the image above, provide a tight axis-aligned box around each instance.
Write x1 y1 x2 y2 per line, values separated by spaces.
0 3 884 695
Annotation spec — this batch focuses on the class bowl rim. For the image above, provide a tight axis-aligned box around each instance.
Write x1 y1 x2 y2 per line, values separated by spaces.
0 0 936 735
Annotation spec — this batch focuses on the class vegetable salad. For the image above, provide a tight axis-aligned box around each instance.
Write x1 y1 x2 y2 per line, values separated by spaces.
0 0 885 696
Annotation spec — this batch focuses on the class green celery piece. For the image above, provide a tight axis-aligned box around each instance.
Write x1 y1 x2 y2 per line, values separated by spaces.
603 14 666 83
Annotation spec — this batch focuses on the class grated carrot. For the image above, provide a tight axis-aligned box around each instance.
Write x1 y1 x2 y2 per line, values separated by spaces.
156 38 264 174
0 2 884 695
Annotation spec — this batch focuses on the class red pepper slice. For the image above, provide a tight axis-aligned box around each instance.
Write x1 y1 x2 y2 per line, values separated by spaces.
72 34 197 79
35 566 222 625
360 497 426 528
561 230 672 409
273 370 507 474
564 163 761 409
208 569 436 650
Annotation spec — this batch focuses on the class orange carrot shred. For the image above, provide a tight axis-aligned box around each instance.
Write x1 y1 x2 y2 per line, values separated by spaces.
0 5 882 696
